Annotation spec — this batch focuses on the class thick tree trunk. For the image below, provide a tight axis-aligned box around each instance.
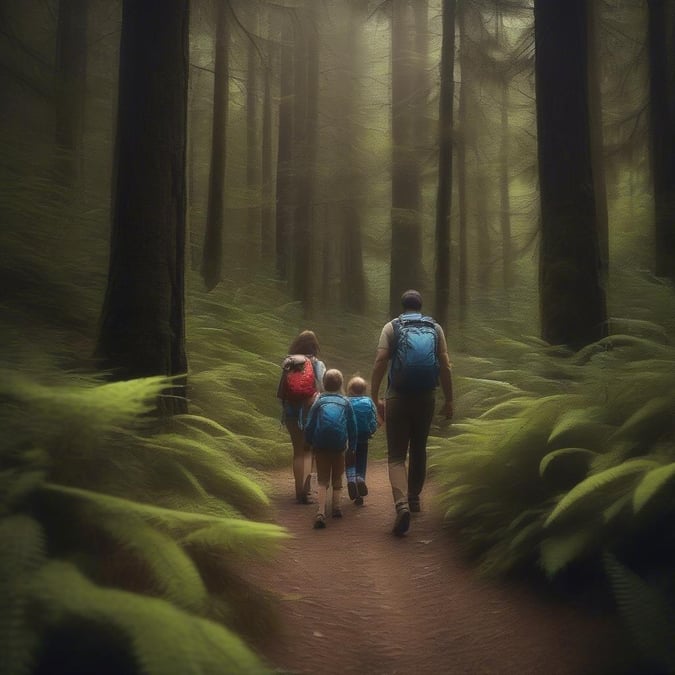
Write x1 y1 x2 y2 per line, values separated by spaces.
97 0 189 412
260 45 274 263
647 0 675 280
201 1 229 291
434 0 456 330
390 0 423 317
535 0 607 349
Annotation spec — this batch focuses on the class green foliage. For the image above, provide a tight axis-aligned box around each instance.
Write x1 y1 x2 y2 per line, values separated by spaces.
28 561 269 675
433 324 675 585
1 368 286 673
604 554 675 674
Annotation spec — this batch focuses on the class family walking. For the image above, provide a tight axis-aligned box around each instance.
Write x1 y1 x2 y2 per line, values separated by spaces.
277 290 454 536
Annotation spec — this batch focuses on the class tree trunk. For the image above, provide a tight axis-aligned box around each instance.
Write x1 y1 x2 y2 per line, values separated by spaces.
535 0 607 349
339 0 367 314
587 0 610 281
390 0 423 317
434 0 456 331
647 0 675 280
291 4 318 314
54 0 88 188
457 0 468 326
499 77 513 291
96 0 189 413
201 0 229 291
260 33 274 263
275 12 294 281
245 10 260 270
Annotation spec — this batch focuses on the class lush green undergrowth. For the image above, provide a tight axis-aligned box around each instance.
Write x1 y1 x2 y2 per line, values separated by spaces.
431 316 675 672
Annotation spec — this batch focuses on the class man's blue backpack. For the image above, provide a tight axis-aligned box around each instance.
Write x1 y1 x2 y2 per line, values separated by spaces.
305 394 349 450
389 313 439 393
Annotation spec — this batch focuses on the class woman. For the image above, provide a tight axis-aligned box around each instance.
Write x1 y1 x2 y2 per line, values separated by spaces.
278 330 326 503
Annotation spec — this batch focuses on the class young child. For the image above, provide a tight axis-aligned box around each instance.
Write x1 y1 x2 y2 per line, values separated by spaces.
304 369 357 529
346 376 378 506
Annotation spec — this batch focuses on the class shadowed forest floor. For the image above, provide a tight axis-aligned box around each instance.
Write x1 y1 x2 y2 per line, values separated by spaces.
252 459 628 675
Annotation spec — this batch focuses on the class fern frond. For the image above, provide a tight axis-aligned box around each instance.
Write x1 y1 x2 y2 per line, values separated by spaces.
28 561 271 674
538 447 597 488
604 553 675 673
0 515 46 675
547 406 612 450
91 514 208 612
633 462 675 514
544 459 658 528
610 395 675 446
539 526 596 578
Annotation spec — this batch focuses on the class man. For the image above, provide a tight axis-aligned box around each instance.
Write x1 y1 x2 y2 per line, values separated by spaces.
371 289 453 536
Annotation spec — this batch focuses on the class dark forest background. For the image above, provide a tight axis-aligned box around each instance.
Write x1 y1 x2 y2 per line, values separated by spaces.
1 1 674 673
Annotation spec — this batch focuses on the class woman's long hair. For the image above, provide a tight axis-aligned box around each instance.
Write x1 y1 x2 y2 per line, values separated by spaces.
288 330 320 356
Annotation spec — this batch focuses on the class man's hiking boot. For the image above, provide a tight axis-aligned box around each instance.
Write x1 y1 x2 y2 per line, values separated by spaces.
392 506 411 536
354 496 364 506
356 478 368 497
347 481 358 500
408 496 420 513
313 513 326 529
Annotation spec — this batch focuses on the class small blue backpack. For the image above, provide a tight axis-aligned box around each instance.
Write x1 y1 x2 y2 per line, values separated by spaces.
389 313 440 393
350 396 377 438
305 394 350 450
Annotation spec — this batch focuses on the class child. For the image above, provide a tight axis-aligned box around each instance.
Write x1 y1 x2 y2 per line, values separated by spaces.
304 369 357 529
346 376 378 506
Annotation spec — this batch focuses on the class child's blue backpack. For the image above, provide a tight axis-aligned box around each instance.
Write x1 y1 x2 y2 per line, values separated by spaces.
306 394 349 450
389 313 439 393
350 396 377 438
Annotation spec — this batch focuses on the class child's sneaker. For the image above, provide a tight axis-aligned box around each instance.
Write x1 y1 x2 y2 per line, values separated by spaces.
347 481 358 500
332 508 343 518
354 496 364 506
356 478 368 497
313 513 326 529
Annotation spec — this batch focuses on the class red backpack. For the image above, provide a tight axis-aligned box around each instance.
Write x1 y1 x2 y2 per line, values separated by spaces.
279 354 317 402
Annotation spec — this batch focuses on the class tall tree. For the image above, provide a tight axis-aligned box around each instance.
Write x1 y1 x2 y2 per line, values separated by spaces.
96 0 189 410
260 23 275 264
534 0 607 349
434 0 456 330
245 5 261 270
54 0 88 187
338 0 367 314
275 10 294 280
456 0 468 325
647 0 675 281
390 0 424 316
201 0 229 290
290 3 319 312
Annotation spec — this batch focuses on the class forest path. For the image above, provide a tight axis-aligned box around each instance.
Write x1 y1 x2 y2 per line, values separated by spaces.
253 459 624 675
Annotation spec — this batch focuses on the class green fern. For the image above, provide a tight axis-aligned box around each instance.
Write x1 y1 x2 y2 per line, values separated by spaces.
0 515 46 675
633 462 675 514
540 526 597 578
538 447 597 488
544 459 658 529
610 395 675 446
28 561 271 674
604 553 675 673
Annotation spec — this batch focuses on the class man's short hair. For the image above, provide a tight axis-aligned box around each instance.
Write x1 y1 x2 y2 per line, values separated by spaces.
401 289 423 311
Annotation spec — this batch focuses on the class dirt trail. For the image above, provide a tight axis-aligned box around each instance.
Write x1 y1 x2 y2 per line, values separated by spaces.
253 459 624 675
